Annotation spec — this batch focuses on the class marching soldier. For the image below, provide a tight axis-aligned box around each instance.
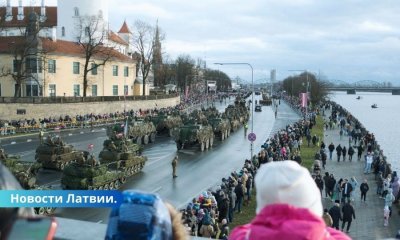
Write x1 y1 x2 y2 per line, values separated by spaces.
172 156 178 178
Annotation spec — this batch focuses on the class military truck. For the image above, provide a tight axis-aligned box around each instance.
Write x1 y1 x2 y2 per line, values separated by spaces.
172 124 214 151
208 118 231 141
61 138 147 190
259 93 272 106
35 136 84 171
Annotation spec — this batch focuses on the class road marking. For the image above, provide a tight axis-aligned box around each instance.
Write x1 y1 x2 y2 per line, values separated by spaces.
68 133 73 136
11 141 16 144
97 220 103 224
151 186 162 193
27 139 32 142
80 132 84 134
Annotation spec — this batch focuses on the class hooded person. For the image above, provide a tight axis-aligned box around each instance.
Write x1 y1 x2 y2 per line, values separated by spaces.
229 161 350 240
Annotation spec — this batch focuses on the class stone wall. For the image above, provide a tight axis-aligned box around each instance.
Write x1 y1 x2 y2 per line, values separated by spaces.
0 96 180 121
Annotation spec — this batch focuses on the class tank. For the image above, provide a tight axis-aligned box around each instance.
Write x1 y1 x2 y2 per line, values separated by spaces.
208 118 231 141
172 124 214 151
0 149 40 189
35 136 84 170
61 138 147 190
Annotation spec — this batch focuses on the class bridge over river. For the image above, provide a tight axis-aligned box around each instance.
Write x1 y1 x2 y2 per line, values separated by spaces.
326 80 400 95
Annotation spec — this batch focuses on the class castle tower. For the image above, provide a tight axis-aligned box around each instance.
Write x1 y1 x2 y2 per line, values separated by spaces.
57 0 109 42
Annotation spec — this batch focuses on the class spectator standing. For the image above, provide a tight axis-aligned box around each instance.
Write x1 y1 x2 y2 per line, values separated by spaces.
341 202 355 233
328 143 335 160
323 208 333 227
360 179 369 202
329 200 342 230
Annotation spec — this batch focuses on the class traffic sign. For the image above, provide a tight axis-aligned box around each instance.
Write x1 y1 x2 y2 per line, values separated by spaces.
248 132 256 142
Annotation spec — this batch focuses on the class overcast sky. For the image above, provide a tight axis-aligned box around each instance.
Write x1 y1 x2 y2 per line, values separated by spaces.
12 0 400 85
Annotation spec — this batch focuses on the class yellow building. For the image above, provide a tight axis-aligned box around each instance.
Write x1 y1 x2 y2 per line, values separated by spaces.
0 36 145 97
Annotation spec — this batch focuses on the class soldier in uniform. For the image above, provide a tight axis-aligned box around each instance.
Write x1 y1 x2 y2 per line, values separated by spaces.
38 129 44 144
109 141 117 151
172 156 178 178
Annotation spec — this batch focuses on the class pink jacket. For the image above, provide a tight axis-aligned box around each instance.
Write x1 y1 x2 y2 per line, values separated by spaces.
229 204 351 240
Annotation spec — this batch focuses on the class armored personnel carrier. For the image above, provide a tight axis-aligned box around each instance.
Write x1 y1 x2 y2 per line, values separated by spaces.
208 118 231 141
35 136 83 170
61 138 147 190
128 119 157 145
0 148 40 189
149 113 183 136
172 124 214 151
224 105 242 132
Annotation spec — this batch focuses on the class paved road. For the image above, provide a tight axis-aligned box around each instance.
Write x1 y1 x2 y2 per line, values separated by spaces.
322 110 400 240
2 96 302 224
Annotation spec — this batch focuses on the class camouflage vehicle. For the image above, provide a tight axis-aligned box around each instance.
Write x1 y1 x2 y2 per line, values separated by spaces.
208 118 231 140
149 114 183 136
202 106 219 119
0 148 40 189
0 149 55 215
224 105 242 132
260 93 272 106
172 124 214 151
190 109 208 125
35 136 84 170
61 138 147 190
128 119 157 145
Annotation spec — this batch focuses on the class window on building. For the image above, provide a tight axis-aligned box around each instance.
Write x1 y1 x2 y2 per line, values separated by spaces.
26 84 39 97
92 85 97 96
73 84 80 97
26 58 38 73
112 65 118 76
124 66 129 77
73 62 80 74
61 27 65 37
74 7 79 17
48 59 56 73
113 85 118 96
0 84 2 96
91 63 98 75
49 84 56 97
124 85 128 96
85 27 90 37
13 60 21 73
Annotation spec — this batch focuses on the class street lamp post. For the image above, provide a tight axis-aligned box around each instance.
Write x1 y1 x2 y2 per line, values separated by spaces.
215 62 254 160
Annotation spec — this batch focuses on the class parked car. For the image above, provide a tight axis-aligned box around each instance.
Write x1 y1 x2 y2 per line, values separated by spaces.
255 105 262 112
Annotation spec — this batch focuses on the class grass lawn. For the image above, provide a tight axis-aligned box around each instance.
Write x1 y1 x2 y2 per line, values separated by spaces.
229 190 257 230
300 115 325 170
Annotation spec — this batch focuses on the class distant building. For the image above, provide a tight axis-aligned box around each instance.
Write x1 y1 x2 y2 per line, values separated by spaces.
0 0 150 97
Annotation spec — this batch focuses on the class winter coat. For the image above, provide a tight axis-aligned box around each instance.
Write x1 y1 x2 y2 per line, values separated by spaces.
234 183 244 198
348 147 355 156
328 144 335 153
342 203 355 221
385 189 395 207
200 224 215 238
322 213 333 227
360 182 369 193
230 204 350 240
391 177 400 198
336 146 342 155
329 205 342 224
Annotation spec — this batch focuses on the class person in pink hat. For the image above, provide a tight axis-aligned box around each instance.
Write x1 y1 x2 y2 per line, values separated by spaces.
229 161 350 240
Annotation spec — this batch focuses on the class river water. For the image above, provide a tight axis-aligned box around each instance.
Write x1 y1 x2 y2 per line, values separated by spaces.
330 91 400 171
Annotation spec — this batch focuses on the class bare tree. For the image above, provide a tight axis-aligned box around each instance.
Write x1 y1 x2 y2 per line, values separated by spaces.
0 12 49 97
131 20 158 96
76 14 115 97
175 55 196 93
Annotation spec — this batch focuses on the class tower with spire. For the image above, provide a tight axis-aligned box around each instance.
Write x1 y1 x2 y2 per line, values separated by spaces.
152 20 163 87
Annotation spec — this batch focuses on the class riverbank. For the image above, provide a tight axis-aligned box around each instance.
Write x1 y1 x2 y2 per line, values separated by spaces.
322 101 400 239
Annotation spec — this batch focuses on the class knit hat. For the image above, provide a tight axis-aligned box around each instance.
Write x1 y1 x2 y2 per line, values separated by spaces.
255 161 323 217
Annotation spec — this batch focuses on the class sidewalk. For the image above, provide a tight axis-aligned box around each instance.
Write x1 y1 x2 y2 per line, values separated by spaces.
322 113 400 239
